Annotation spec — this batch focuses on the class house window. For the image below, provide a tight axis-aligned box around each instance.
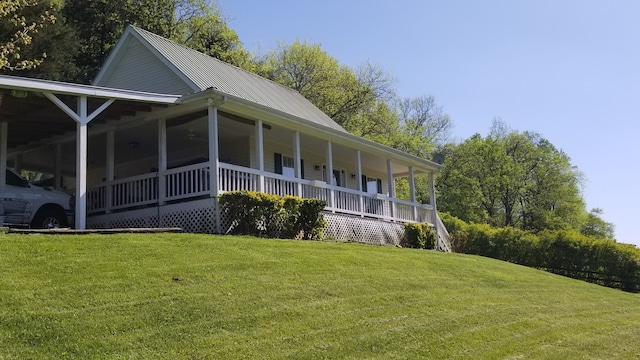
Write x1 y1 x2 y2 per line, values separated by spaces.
282 155 295 177
361 175 382 194
322 167 344 187
274 153 304 179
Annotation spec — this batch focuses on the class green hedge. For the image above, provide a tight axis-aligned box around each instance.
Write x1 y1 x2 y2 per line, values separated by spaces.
403 223 437 249
219 191 327 240
440 212 640 292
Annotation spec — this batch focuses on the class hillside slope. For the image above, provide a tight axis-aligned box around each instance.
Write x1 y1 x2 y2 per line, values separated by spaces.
0 233 638 359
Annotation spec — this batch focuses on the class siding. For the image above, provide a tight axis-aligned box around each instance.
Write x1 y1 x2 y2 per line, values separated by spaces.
99 41 193 95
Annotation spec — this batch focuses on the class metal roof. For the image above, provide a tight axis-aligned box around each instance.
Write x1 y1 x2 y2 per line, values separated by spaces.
128 26 348 134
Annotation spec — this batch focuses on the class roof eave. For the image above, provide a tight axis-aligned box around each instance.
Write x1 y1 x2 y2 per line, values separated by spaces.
181 88 444 172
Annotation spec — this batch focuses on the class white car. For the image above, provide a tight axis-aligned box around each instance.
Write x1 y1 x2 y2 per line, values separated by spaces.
2 169 74 228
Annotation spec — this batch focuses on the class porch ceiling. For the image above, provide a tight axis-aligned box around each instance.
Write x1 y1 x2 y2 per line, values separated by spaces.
0 89 162 149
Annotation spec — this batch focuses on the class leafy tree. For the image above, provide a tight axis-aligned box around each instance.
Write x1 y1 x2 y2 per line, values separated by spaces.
59 0 251 83
0 0 56 71
258 40 395 128
581 208 615 240
437 121 587 232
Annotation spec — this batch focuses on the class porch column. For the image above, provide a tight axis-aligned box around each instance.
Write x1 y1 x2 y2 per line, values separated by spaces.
54 144 62 190
428 170 439 247
14 155 21 173
207 100 221 233
255 119 264 192
326 141 334 212
409 166 417 221
43 92 114 230
356 150 363 216
105 130 115 213
387 159 396 220
75 97 88 229
0 122 7 198
293 131 302 196
157 118 167 206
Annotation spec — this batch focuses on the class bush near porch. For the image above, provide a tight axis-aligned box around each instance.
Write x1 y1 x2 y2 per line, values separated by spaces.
403 222 436 249
219 191 326 240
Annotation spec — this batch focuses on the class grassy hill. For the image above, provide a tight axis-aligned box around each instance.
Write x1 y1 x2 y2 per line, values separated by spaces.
1 233 638 359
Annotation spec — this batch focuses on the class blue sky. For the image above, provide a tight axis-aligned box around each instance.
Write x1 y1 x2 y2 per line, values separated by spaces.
219 0 640 246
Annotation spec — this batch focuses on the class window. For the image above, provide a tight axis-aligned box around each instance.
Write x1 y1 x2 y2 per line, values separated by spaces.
361 175 382 194
274 153 304 179
282 156 295 177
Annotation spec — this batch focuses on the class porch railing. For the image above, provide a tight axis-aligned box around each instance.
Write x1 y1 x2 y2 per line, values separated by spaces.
87 162 435 225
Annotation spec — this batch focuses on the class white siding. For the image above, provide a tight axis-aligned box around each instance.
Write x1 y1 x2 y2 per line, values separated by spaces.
98 41 193 95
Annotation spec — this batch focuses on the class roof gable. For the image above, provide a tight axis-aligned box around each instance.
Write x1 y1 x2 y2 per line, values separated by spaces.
94 25 347 133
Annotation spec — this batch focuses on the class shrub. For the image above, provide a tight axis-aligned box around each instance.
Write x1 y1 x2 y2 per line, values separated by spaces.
219 191 326 240
404 223 436 249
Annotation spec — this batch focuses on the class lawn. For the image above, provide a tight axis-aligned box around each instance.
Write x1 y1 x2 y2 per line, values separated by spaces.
0 233 638 359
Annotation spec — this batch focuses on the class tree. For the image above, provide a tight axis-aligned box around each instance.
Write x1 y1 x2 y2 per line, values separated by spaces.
0 0 56 71
258 40 395 128
60 0 252 83
581 208 615 240
394 95 453 158
436 121 587 232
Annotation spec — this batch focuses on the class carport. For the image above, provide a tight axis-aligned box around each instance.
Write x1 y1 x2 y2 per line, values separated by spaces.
0 75 180 229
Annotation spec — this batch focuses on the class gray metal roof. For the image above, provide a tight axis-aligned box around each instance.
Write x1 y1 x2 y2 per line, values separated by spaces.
129 26 348 133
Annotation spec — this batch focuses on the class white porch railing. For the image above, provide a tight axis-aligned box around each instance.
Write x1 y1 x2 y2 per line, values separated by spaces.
87 162 436 225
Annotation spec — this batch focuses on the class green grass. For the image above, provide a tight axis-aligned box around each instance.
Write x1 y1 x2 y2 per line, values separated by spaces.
0 233 639 359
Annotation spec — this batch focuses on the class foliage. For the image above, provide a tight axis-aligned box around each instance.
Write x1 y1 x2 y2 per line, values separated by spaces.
2 233 640 359
580 207 615 240
437 120 588 233
219 190 326 240
44 0 253 83
444 213 640 292
403 222 436 249
0 0 56 71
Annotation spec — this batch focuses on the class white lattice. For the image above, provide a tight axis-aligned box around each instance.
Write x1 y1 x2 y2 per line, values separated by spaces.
88 200 407 246
322 212 405 246
88 199 216 233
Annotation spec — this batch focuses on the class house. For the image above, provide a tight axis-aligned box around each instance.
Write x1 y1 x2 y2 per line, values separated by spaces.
0 26 449 250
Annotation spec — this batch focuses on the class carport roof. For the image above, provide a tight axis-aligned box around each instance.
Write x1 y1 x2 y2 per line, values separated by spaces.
0 75 181 149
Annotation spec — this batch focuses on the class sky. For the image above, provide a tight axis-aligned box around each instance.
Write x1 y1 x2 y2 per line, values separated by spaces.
218 0 640 246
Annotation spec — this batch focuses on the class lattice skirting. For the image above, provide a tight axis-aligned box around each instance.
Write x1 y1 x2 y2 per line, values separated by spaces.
87 198 216 234
87 200 405 246
322 213 405 246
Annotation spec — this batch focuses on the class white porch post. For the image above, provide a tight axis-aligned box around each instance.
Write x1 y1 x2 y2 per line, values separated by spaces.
255 119 264 192
356 150 363 216
208 100 221 233
75 96 88 229
43 92 114 230
0 122 7 198
157 118 167 207
105 130 115 213
429 170 440 248
54 144 62 190
409 166 417 221
293 131 302 197
326 141 334 212
387 159 395 220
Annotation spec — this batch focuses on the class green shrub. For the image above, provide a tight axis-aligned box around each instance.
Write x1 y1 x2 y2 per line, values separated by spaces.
404 223 436 249
219 191 326 240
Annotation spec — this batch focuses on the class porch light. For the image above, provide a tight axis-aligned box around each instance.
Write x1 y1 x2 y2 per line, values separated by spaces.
314 165 321 170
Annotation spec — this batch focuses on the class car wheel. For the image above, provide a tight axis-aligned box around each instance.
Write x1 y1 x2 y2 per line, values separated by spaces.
31 210 68 229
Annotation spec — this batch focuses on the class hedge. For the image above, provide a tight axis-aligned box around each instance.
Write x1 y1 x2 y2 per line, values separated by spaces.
440 212 640 292
219 191 327 240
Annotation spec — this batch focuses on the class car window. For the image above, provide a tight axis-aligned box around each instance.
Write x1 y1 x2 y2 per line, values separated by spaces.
6 170 27 187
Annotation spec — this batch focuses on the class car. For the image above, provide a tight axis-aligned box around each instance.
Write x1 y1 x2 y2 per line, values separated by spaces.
1 169 74 228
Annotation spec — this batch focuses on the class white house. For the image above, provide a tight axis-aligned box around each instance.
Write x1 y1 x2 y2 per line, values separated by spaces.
0 26 449 250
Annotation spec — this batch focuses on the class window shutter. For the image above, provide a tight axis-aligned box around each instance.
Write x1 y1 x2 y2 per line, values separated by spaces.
376 179 383 194
361 175 368 192
274 153 282 174
300 159 305 179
